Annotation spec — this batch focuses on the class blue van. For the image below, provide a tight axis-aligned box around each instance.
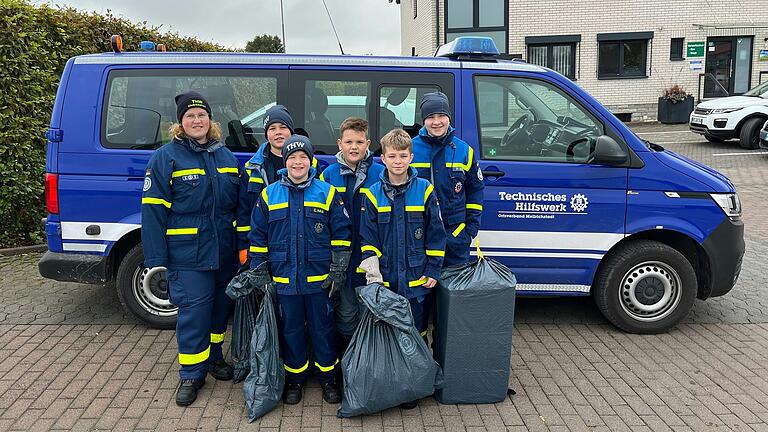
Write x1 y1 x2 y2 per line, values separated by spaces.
39 37 744 333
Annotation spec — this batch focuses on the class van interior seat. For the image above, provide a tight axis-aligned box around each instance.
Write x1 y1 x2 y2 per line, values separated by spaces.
379 87 410 138
305 87 336 146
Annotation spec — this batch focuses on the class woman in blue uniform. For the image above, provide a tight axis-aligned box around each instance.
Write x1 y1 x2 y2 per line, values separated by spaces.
141 91 241 406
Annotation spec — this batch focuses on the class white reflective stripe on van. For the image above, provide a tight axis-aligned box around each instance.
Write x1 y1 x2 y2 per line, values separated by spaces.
61 222 140 241
475 230 624 252
471 250 604 260
516 284 591 293
62 243 107 252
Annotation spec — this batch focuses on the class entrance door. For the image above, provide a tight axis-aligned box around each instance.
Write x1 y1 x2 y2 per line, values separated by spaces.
705 36 753 97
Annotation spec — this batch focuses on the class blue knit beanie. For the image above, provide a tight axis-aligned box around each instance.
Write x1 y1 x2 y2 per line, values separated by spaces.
263 105 295 138
419 91 451 121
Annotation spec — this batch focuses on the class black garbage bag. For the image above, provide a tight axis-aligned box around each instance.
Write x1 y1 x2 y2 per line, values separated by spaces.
226 267 284 422
337 283 443 418
433 256 516 404
226 267 266 382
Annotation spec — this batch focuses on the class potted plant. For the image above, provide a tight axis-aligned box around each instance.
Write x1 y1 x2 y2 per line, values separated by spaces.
658 84 694 124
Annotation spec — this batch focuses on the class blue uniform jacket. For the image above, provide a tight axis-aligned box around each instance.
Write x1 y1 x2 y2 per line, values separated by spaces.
411 126 484 239
360 168 446 299
248 167 352 295
319 152 385 283
141 138 240 271
236 142 318 249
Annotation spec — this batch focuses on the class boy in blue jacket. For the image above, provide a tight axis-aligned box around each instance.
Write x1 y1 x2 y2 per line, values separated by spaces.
319 118 385 350
248 135 352 405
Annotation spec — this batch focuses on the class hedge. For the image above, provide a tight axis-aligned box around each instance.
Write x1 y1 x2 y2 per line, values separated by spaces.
0 0 225 248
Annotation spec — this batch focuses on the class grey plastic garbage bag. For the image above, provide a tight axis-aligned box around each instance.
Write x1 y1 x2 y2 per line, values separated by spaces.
337 283 443 418
226 268 284 422
434 257 516 404
226 267 266 383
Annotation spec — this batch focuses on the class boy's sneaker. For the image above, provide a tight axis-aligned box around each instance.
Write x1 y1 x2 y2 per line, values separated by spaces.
208 359 234 381
321 381 341 404
175 378 205 406
283 383 303 405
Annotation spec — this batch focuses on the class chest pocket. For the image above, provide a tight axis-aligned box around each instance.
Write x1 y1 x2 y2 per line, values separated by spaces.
306 208 331 261
449 168 467 196
171 173 206 214
219 173 240 210
407 212 425 249
377 212 391 225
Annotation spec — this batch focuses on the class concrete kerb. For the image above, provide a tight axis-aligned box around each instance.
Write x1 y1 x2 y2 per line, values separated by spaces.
0 244 47 257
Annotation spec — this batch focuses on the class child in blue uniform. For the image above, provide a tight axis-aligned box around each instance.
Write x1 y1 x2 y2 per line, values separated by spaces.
248 135 352 405
319 118 385 350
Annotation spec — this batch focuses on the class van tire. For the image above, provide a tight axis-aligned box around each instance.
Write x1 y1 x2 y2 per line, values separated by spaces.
115 244 177 329
593 240 696 334
739 118 763 149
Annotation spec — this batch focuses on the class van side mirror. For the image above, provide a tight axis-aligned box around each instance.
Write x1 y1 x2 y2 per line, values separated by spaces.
592 135 627 165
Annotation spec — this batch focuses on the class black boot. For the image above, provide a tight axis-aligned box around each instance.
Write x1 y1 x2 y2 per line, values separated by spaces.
321 380 341 404
283 382 303 405
399 400 418 409
208 358 234 381
175 378 205 406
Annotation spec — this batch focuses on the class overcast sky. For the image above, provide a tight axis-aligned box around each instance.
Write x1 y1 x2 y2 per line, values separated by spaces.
33 0 402 55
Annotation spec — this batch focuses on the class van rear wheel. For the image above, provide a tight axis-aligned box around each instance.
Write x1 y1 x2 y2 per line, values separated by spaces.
115 244 177 329
593 240 696 333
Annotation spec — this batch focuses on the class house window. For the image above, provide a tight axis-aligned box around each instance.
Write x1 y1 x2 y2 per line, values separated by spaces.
670 37 684 60
525 35 580 79
446 0 508 53
597 32 653 79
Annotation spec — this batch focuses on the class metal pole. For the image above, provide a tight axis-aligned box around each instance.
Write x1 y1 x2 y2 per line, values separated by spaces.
280 0 287 52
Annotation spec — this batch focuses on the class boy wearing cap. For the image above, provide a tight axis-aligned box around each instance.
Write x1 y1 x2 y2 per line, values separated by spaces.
248 135 352 405
411 92 484 267
318 118 385 350
142 91 239 406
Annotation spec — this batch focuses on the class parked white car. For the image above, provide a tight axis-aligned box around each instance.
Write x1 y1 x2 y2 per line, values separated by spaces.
689 80 768 149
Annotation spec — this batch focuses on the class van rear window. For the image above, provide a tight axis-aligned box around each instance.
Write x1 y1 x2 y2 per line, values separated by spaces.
102 69 280 152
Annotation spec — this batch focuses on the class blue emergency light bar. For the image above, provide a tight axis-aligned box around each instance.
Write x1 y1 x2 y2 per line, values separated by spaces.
434 36 500 59
139 41 156 51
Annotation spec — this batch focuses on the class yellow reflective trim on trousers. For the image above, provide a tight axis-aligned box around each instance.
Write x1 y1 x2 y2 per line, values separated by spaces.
236 225 251 232
331 239 351 247
142 197 172 208
409 277 427 287
272 276 290 284
172 168 206 178
307 273 329 283
405 205 425 212
426 249 445 257
410 162 431 168
210 332 225 343
361 245 382 258
166 228 198 235
217 167 238 175
250 246 268 253
178 345 210 365
452 223 466 237
315 359 339 372
304 187 336 211
249 176 264 184
284 361 309 373
466 203 483 211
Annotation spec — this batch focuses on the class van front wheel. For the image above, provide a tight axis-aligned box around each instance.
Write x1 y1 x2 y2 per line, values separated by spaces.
593 240 696 333
115 243 177 329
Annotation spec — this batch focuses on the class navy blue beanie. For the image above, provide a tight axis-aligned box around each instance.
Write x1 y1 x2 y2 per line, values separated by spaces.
282 134 314 163
420 91 451 121
264 105 295 138
175 91 211 122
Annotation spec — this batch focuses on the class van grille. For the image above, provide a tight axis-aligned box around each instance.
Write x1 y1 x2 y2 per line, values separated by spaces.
694 107 711 115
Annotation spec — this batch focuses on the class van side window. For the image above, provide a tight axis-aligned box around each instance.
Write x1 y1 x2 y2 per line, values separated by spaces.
378 86 439 142
474 75 603 163
102 70 279 152
303 80 370 154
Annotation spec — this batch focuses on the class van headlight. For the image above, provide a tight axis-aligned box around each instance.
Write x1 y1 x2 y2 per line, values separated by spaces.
711 107 743 114
710 193 742 220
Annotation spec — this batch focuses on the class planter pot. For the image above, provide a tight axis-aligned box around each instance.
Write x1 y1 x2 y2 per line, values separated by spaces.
658 96 694 124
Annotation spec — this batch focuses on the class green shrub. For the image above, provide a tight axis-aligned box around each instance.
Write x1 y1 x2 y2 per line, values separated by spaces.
0 0 225 248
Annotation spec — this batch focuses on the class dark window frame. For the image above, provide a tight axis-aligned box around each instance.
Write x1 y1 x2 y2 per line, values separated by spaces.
444 0 509 54
526 42 578 80
597 39 650 79
670 37 684 61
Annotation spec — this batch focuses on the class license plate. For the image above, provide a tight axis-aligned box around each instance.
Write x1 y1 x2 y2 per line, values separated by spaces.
691 116 704 125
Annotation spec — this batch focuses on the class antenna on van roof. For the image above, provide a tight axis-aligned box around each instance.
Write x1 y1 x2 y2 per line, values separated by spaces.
321 0 345 55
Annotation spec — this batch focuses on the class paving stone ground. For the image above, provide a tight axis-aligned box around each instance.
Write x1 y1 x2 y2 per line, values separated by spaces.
1 124 767 431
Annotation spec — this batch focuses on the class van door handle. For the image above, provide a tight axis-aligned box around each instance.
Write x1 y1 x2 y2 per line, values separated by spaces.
481 170 505 178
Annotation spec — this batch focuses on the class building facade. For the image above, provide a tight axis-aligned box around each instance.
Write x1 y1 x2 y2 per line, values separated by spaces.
397 0 768 121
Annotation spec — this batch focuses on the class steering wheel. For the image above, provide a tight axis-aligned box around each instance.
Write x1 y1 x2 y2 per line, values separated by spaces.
566 137 591 162
500 113 532 148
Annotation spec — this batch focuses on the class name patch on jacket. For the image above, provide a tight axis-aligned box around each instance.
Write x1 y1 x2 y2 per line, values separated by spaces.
181 174 200 182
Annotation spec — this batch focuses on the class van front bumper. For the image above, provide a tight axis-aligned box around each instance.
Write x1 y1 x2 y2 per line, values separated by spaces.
38 251 109 285
701 216 745 298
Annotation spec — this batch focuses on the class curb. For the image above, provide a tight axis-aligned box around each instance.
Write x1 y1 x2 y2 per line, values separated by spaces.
0 244 47 257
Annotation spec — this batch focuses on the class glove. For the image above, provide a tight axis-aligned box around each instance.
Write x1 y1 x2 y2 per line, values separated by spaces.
322 250 351 292
358 256 383 285
239 249 248 265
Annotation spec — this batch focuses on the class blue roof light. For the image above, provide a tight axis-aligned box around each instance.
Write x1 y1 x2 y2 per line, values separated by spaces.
139 41 156 51
435 37 500 59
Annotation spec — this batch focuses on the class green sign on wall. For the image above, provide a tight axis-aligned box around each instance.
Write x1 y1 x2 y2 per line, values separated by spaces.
687 41 705 58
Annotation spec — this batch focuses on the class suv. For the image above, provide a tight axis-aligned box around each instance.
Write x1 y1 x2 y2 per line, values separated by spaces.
689 80 768 149
39 37 744 334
